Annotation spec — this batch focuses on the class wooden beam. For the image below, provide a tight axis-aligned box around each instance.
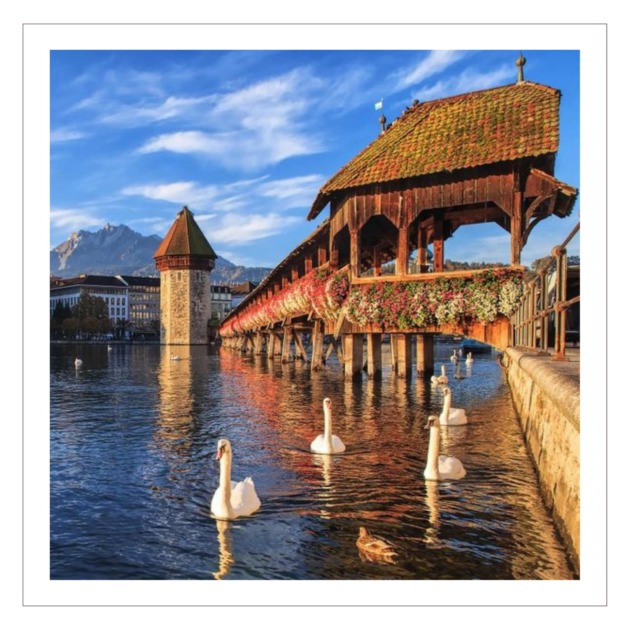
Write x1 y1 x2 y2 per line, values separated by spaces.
433 210 444 273
343 333 363 379
397 224 409 276
311 320 324 372
281 326 293 363
416 334 435 377
293 330 309 362
366 333 382 378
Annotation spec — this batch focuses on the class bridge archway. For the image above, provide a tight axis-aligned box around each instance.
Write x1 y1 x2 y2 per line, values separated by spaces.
358 215 398 277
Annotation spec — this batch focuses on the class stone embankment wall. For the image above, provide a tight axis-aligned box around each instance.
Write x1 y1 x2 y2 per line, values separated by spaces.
503 347 580 576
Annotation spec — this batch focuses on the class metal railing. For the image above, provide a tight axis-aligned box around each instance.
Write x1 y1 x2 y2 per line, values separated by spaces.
511 222 580 359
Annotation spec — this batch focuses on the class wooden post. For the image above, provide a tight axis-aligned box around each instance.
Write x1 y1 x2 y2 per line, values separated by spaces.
393 333 412 378
294 330 309 362
397 224 409 276
317 243 327 267
267 332 276 360
311 320 324 372
253 331 263 355
281 326 293 363
433 211 444 273
418 227 428 273
350 229 360 278
343 333 363 379
366 333 382 378
416 334 435 377
511 189 523 265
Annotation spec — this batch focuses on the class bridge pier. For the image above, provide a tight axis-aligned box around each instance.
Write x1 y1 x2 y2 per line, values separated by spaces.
311 320 324 372
416 334 435 378
267 331 276 361
366 333 382 378
253 331 263 356
281 326 293 363
393 333 412 378
343 333 363 379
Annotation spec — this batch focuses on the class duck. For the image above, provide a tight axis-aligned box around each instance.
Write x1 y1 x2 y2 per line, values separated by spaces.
310 397 346 454
465 352 474 365
74 357 83 367
356 527 398 564
423 416 466 481
210 439 261 520
430 364 448 386
439 386 468 425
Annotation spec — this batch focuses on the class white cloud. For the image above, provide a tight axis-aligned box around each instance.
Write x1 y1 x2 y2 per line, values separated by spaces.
51 128 88 143
121 181 220 210
50 208 104 231
412 65 514 102
392 51 467 93
211 213 302 244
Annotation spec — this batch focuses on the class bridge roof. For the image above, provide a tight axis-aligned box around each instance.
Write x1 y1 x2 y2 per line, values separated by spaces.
308 81 561 220
153 206 217 259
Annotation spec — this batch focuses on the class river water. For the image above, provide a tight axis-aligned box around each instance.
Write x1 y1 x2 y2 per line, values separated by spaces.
50 341 575 580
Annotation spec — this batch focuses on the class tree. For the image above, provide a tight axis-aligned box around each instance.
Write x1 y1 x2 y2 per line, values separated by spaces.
71 291 112 336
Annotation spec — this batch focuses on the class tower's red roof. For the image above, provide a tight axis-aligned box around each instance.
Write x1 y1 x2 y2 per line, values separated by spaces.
154 206 217 259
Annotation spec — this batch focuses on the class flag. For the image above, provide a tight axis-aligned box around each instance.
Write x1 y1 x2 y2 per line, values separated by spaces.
374 99 383 111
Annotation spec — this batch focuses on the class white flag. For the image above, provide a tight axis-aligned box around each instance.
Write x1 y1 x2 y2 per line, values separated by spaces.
374 99 383 111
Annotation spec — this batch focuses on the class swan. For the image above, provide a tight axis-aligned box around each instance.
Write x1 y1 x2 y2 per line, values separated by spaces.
210 438 261 520
74 357 82 367
423 416 466 481
310 397 346 454
450 350 458 364
107 344 112 351
439 386 468 425
430 364 448 386
170 353 181 361
465 352 474 365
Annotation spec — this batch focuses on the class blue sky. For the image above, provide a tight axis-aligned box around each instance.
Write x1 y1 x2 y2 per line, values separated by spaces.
50 49 580 269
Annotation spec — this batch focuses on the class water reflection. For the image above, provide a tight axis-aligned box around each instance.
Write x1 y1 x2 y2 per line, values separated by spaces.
51 343 575 580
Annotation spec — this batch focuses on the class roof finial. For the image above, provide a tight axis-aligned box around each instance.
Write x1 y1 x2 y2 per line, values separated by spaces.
379 113 387 134
516 52 526 83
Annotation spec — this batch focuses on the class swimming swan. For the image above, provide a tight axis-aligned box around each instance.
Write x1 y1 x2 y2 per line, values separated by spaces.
439 386 468 425
310 397 346 454
423 416 466 481
465 352 474 365
74 357 83 367
170 353 181 361
450 350 458 364
431 364 448 386
210 439 261 520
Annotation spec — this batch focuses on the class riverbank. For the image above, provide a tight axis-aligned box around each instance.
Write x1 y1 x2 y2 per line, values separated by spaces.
503 347 580 576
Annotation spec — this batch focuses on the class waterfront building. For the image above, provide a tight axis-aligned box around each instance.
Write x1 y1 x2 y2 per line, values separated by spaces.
153 206 217 345
230 281 258 309
50 274 129 324
117 275 161 337
211 285 233 322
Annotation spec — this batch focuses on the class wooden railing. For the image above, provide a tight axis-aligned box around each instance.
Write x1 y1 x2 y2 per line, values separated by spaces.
511 223 580 359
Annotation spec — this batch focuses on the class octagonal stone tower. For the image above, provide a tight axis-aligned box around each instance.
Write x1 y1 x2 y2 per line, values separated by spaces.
154 206 217 345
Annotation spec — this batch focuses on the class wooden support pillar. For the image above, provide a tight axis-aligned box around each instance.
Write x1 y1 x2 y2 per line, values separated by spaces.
393 333 412 378
291 265 299 282
281 326 293 363
397 224 409 276
304 254 313 274
253 331 263 355
294 330 309 362
433 211 444 273
343 333 363 379
350 229 360 278
267 331 277 360
311 320 324 372
317 243 327 267
416 333 435 377
366 333 382 378
418 227 428 273
511 189 524 265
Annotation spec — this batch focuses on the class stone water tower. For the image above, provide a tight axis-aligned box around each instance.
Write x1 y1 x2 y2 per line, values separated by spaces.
154 206 217 345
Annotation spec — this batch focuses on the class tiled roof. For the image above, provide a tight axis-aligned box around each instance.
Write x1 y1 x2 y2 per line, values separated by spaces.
154 206 217 259
50 275 127 289
308 81 561 219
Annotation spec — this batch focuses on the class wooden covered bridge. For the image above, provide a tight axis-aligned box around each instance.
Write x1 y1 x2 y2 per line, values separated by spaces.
219 65 578 378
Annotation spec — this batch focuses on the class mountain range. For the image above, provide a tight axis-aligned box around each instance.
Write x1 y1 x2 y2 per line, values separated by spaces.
50 223 272 284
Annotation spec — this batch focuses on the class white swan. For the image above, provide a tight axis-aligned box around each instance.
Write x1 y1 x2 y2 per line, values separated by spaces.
74 357 83 367
210 438 261 520
310 397 346 454
423 416 466 481
439 385 468 425
465 352 474 365
170 353 181 361
431 364 448 386
450 350 458 364
107 345 112 351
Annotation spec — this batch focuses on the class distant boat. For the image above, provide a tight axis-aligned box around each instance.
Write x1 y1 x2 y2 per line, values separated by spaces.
459 338 492 354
